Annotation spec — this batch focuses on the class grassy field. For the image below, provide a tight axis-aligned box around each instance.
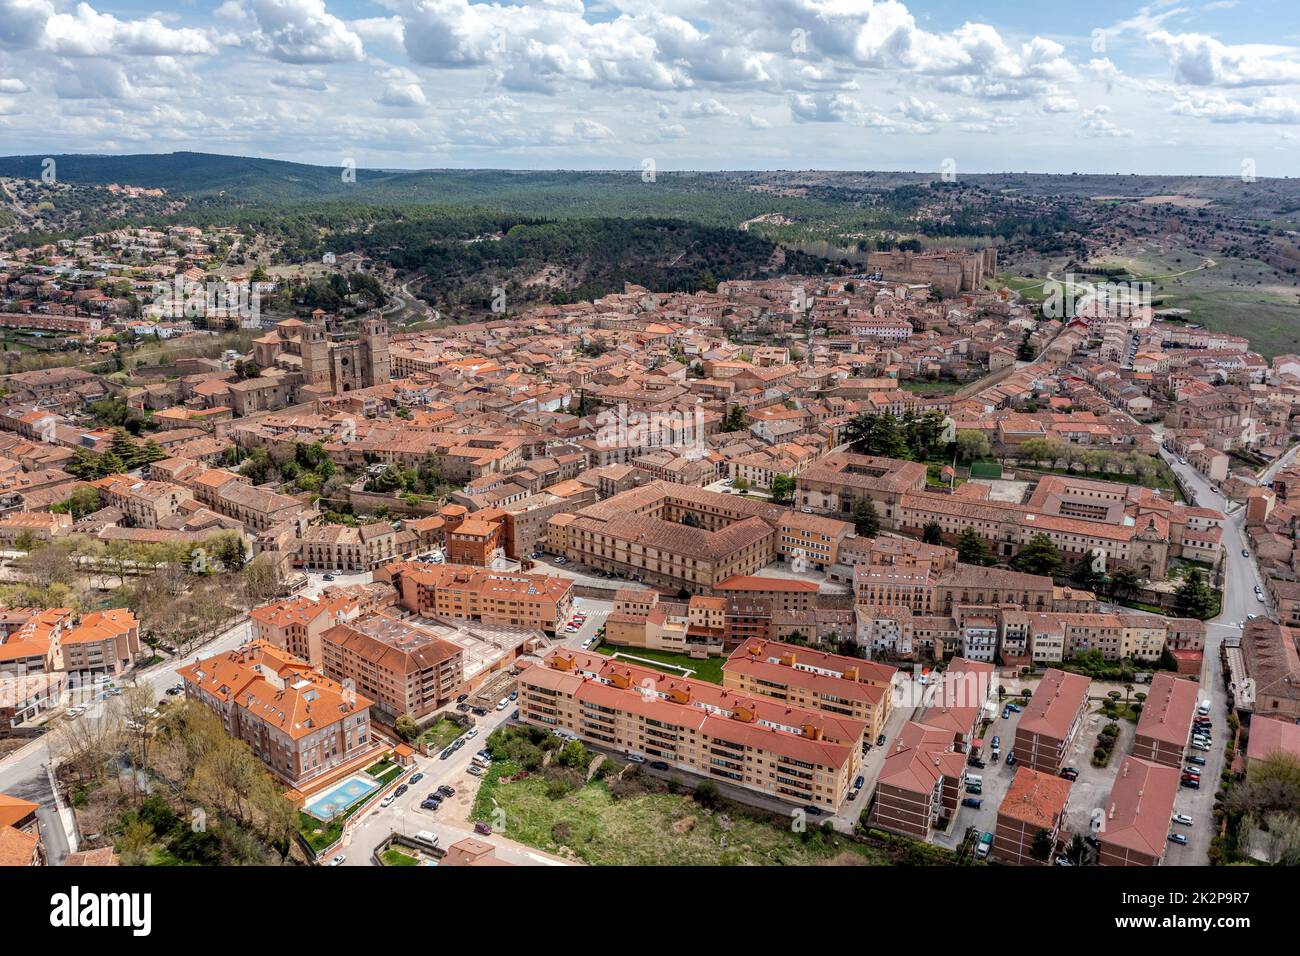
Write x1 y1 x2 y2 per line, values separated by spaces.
420 719 464 751
592 644 725 684
475 762 886 866
381 848 419 866
899 379 965 396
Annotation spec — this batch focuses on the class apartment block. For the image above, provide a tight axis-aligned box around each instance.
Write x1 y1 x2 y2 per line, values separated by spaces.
518 647 864 810
178 641 378 789
722 638 896 743
1132 673 1200 768
321 613 464 720
1012 668 1091 774
383 561 574 635
1096 756 1181 866
59 609 141 680
993 767 1073 866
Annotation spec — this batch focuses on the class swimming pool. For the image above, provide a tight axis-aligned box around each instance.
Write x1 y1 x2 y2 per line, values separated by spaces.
301 773 381 820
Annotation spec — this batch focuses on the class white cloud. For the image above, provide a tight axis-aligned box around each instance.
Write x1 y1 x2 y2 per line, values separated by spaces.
241 0 364 64
1171 91 1300 123
1148 30 1300 87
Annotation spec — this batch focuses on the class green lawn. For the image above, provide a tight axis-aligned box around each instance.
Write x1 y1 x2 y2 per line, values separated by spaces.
420 719 464 751
381 848 419 867
473 765 886 866
592 645 725 684
899 379 964 396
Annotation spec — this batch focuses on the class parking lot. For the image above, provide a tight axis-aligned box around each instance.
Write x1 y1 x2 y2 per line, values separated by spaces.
934 703 1024 850
558 597 611 649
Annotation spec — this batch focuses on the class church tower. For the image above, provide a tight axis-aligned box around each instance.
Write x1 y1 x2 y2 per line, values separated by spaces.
301 322 331 388
362 316 390 386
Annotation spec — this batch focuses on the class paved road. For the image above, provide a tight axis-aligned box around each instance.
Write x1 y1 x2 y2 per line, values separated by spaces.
1157 446 1299 863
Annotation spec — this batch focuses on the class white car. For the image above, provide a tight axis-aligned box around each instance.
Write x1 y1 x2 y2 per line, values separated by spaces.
1191 741 1210 752
381 794 397 808
328 854 346 866
626 753 646 764
1172 813 1194 827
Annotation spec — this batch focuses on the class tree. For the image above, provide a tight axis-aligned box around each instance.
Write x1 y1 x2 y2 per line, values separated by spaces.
853 499 880 537
1030 827 1054 862
1012 533 1064 577
393 715 420 743
956 527 989 565
1067 833 1089 866
921 521 943 545
846 413 910 458
723 404 748 432
1173 567 1217 619
1109 565 1141 600
769 473 796 503
955 429 992 463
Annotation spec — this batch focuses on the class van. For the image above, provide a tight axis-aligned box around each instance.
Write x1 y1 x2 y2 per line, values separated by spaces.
975 831 993 859
495 698 510 711
965 773 983 787
413 830 439 849
1197 700 1211 716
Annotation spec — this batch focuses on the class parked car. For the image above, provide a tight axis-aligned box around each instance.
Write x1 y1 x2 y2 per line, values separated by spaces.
1060 768 1079 781
991 735 1001 749
626 753 646 764
466 764 484 777
394 784 408 797
1168 833 1189 845
649 761 670 771
1001 706 1011 719
876 734 886 747
1187 755 1207 766
1005 751 1017 767
420 799 440 811
322 573 334 581
409 772 423 785
1007 703 1022 713
967 757 986 769
328 854 346 866
1181 778 1200 789
1172 813 1194 826
456 694 469 703
437 785 455 797
961 797 983 810
1243 549 1251 558
440 747 454 760
803 805 824 817
380 794 397 808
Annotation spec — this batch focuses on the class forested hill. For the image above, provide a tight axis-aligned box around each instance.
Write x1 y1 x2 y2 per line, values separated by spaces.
333 216 829 309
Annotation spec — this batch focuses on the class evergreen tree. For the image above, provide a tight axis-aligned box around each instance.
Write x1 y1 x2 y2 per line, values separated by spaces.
853 499 880 537
921 521 943 545
956 527 989 565
1012 533 1064 577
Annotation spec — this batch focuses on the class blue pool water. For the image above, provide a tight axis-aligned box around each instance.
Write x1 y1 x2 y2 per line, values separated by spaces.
302 774 381 820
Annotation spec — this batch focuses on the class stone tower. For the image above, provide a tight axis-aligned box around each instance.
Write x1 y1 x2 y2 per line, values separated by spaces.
301 322 331 388
362 316 390 386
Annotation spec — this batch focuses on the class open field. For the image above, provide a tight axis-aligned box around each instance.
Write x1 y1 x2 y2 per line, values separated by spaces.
475 759 885 866
592 644 725 684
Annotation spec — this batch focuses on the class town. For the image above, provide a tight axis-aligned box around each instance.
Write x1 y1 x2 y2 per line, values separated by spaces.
0 212 1295 877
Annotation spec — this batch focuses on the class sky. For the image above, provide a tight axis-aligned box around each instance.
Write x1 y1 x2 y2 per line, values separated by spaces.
1 0 1299 175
